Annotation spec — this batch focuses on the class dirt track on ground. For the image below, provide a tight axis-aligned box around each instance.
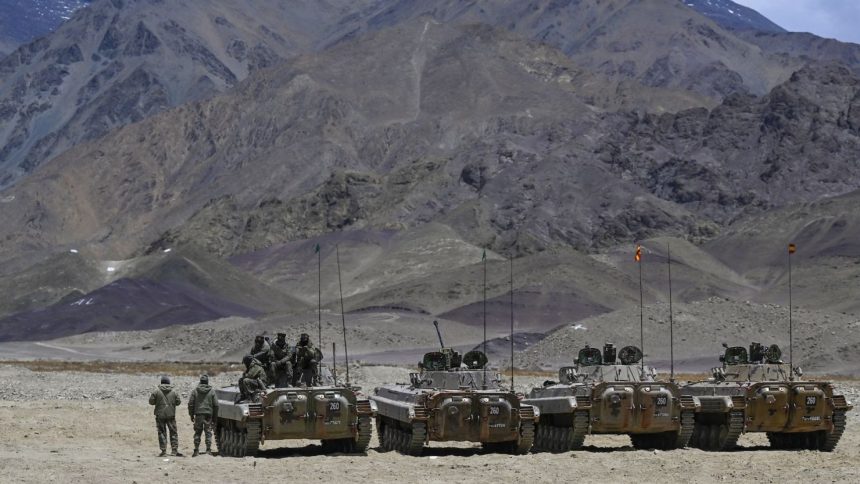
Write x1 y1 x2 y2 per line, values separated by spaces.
0 365 857 483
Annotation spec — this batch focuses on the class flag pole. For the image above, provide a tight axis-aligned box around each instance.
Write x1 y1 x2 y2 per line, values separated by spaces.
482 248 487 390
667 243 674 383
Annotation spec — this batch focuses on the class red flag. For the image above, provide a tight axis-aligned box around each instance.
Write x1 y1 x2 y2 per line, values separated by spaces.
635 245 642 262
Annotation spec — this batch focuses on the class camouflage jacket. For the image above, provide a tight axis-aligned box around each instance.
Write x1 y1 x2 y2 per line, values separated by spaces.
250 340 272 365
271 340 293 366
292 342 322 369
188 383 218 417
149 384 181 419
243 359 267 384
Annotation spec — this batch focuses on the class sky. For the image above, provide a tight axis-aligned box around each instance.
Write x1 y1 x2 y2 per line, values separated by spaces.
735 0 860 44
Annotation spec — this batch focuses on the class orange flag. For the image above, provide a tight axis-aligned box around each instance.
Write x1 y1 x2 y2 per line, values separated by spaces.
635 245 642 262
788 243 796 254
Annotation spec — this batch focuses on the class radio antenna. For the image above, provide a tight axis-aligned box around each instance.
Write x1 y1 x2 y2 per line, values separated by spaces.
509 255 515 391
482 248 487 390
667 243 674 383
336 244 350 386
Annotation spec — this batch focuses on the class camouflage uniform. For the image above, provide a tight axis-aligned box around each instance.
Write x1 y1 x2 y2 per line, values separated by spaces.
188 375 219 456
149 377 182 456
250 335 273 384
270 333 294 388
291 333 322 386
239 356 268 401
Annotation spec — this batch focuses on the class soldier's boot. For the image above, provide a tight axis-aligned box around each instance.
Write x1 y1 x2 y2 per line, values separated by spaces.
172 449 184 457
192 448 199 457
205 446 212 455
158 450 166 457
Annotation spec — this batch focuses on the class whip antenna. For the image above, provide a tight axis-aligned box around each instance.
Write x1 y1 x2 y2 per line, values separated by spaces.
788 243 796 380
636 244 645 372
336 244 350 386
482 248 487 390
667 243 674 383
510 255 515 391
315 243 322 350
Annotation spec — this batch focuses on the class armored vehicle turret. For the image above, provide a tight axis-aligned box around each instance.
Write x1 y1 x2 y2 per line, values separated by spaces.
682 343 853 451
371 321 537 455
215 365 375 457
523 343 696 451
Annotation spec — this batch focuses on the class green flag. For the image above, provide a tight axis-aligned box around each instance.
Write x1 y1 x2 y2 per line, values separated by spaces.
314 243 320 253
482 249 486 261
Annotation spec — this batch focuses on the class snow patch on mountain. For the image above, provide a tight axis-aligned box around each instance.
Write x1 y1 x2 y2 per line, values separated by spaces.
683 0 785 33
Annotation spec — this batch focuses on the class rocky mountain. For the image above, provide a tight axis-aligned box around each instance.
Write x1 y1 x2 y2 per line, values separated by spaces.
0 19 721 266
682 0 784 33
1 0 859 357
1 0 810 189
0 0 383 187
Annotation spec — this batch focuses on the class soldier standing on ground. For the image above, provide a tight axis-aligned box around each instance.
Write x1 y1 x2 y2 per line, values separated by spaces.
250 334 273 383
188 374 219 457
292 333 323 386
270 332 294 387
239 355 267 401
149 375 182 457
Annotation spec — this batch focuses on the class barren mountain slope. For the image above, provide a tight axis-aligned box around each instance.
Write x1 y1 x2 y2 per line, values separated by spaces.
327 0 800 99
0 0 819 189
704 189 860 315
0 20 719 266
0 0 381 186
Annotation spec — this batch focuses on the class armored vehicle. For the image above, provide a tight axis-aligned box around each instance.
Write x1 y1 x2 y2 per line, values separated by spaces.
683 343 852 451
371 323 537 455
523 343 695 451
215 365 375 457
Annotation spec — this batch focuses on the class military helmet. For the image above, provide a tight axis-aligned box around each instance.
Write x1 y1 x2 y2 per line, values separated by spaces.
277 332 287 338
200 374 209 384
243 354 253 366
160 375 171 384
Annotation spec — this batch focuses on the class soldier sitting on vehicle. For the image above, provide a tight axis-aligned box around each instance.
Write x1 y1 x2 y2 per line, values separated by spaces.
270 332 294 388
291 333 322 386
250 334 273 383
239 355 268 402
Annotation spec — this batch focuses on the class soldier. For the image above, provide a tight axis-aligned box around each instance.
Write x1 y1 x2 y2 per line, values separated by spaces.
250 334 273 383
270 332 294 388
239 355 267 402
292 333 323 386
148 375 182 457
188 374 218 457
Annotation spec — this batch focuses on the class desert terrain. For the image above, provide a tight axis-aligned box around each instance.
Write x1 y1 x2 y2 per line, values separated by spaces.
0 362 857 484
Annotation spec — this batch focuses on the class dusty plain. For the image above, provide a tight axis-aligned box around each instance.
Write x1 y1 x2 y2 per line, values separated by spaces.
0 364 857 484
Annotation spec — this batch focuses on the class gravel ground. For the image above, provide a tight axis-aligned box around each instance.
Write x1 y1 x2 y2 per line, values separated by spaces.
0 364 858 483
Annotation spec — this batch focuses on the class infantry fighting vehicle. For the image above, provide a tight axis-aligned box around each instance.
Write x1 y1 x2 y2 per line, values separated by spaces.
214 365 375 457
682 343 852 451
523 343 695 451
371 321 538 455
